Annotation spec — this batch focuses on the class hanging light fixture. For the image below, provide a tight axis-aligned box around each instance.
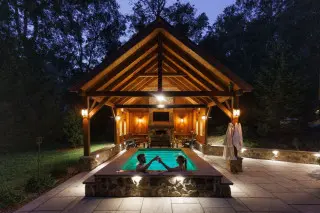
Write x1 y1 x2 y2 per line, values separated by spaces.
155 94 166 102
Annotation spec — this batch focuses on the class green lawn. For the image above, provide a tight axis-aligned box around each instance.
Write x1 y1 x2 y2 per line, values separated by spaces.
0 142 113 210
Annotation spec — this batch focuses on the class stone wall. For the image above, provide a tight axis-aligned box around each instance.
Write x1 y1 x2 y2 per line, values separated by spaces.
79 144 123 171
193 142 320 165
88 175 230 197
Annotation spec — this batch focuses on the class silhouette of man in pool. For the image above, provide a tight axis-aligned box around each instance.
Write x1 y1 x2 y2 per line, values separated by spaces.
136 154 159 172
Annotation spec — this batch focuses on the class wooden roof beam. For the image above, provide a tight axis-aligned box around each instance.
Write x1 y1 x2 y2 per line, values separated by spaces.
117 77 157 105
163 45 227 91
138 73 186 77
165 77 202 104
88 38 158 92
163 38 228 91
163 56 215 91
103 54 158 92
85 91 232 97
115 104 207 109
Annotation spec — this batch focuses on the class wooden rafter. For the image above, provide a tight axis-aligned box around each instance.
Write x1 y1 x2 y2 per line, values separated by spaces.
102 54 158 92
163 39 228 91
165 77 201 104
118 77 157 105
208 97 232 118
171 77 212 104
163 45 226 91
89 97 114 118
163 56 215 91
94 43 158 92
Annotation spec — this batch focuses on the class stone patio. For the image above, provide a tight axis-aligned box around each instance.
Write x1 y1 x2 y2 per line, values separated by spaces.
15 150 320 213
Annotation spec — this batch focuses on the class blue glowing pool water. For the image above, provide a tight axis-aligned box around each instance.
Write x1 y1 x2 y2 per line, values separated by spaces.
121 148 197 171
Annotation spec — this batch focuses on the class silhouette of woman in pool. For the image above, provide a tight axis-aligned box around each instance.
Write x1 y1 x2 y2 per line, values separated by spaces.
158 155 187 172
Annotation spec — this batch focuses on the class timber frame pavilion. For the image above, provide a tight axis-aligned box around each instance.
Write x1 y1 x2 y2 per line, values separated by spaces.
71 18 252 157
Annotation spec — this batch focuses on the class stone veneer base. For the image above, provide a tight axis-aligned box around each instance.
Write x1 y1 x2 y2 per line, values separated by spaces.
194 142 320 165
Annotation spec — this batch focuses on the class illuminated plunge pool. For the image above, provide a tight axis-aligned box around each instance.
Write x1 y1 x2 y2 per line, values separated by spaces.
84 148 233 197
121 148 197 171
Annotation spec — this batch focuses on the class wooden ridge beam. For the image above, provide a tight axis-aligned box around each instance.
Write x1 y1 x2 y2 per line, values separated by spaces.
86 91 233 97
115 104 207 109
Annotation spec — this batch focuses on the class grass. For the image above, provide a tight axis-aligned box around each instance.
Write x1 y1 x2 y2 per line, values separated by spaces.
0 142 113 210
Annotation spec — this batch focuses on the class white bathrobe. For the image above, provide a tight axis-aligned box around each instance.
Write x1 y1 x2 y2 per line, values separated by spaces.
223 122 243 160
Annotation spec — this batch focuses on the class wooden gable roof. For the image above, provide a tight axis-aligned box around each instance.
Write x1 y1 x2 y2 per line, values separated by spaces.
71 18 252 109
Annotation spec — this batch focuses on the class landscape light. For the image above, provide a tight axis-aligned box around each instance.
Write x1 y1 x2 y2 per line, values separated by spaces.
115 115 121 121
96 154 100 158
241 148 247 153
314 153 320 158
132 176 142 185
157 104 165 108
272 150 279 157
155 94 165 102
175 176 185 182
81 109 88 118
233 109 241 117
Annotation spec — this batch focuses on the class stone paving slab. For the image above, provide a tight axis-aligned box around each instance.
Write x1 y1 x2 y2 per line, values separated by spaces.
14 151 320 213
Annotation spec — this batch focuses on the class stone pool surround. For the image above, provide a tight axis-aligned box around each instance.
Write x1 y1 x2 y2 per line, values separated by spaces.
79 144 125 171
193 142 320 165
84 148 232 197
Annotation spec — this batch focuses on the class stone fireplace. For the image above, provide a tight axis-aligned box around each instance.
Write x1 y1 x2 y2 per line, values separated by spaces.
148 97 174 147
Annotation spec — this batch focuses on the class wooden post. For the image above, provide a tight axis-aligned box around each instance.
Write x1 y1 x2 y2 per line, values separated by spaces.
232 95 239 124
83 97 90 156
112 108 119 145
204 107 212 145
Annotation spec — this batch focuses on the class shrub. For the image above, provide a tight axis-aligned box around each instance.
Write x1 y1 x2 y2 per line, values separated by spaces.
50 164 68 179
214 125 227 135
256 123 270 137
0 186 25 209
243 139 258 148
292 137 301 150
63 108 83 148
25 174 56 193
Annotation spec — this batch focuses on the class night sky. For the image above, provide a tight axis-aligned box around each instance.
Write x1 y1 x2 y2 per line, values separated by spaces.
118 0 236 24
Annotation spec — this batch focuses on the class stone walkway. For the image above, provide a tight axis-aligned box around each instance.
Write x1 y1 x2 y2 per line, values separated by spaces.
15 150 320 213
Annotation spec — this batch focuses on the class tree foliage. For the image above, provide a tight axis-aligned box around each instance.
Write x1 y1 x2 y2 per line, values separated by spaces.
201 0 320 135
128 0 209 42
0 0 125 148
